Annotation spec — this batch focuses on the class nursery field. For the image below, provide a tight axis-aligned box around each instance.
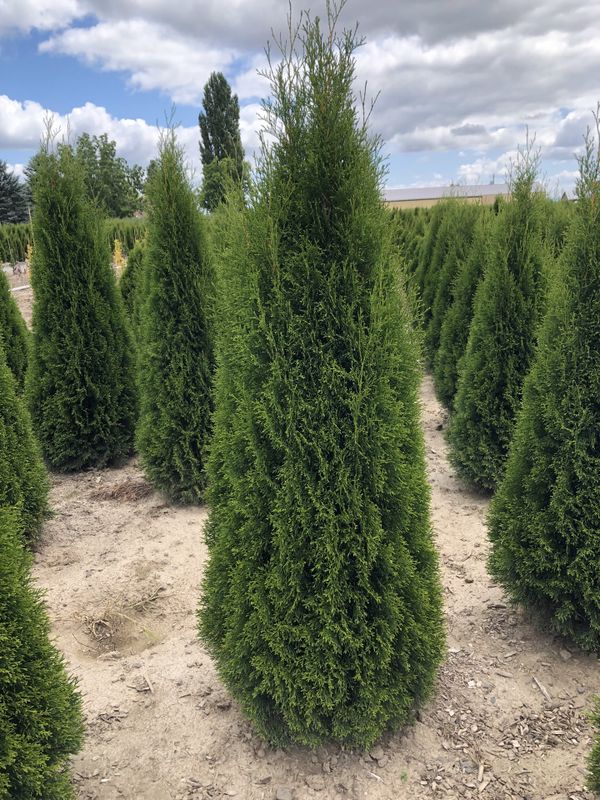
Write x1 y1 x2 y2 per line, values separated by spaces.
13 280 597 800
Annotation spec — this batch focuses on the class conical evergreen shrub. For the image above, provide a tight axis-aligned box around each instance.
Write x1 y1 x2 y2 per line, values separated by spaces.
199 9 444 748
447 148 545 491
136 131 214 503
424 201 479 363
0 339 48 538
27 143 137 471
119 238 145 330
433 210 492 407
488 125 600 651
589 698 600 793
0 507 83 799
0 269 29 391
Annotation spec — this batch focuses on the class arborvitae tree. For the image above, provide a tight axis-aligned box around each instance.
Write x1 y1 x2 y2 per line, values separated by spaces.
0 269 29 391
424 202 479 363
589 698 600 793
433 210 492 407
119 238 145 322
0 507 83 799
487 123 600 651
27 143 137 471
447 148 545 491
199 7 444 748
136 131 214 503
0 340 48 538
413 201 448 300
0 161 28 224
198 72 245 211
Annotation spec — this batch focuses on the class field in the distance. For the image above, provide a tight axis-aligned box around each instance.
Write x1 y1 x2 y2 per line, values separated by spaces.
12 284 599 800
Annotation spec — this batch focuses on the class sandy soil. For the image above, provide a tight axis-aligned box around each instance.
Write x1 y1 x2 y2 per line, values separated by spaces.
12 286 599 800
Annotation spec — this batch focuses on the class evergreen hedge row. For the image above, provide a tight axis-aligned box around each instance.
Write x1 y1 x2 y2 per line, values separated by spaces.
0 507 83 799
27 144 137 471
447 153 545 491
0 270 29 391
199 10 444 748
488 130 600 651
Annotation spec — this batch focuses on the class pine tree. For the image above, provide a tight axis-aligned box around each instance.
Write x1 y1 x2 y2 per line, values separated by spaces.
0 339 48 538
488 122 600 651
199 7 444 748
0 507 83 799
424 202 479 363
27 143 137 471
0 161 28 224
433 210 491 407
447 147 545 491
0 269 29 391
589 698 600 793
136 131 214 503
198 72 245 211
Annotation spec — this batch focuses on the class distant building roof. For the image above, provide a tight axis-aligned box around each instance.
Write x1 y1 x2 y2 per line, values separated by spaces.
383 183 510 203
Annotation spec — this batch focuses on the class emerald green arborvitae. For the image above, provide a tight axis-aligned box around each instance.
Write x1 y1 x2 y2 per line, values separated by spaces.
589 698 600 793
0 507 83 799
433 210 491 407
119 238 145 324
27 144 137 471
447 149 545 491
488 124 600 651
199 7 444 748
0 269 29 391
413 201 450 311
424 202 479 363
0 340 48 538
136 132 214 503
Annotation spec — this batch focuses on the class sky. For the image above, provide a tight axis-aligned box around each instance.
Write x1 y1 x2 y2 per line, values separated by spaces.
1 0 598 194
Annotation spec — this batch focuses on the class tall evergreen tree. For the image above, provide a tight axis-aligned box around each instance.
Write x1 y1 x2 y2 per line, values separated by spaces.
0 269 29 391
424 201 479 363
199 7 444 748
27 143 137 471
198 72 245 211
433 210 492 407
0 339 48 538
0 161 28 224
488 123 600 651
413 201 448 300
119 238 145 324
447 148 545 491
0 507 83 799
136 131 214 503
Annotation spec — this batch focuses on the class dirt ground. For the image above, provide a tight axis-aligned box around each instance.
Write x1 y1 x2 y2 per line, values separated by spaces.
11 284 599 800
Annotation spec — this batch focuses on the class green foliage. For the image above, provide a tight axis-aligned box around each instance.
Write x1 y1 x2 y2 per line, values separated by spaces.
0 222 31 263
413 201 448 300
199 72 246 210
0 218 146 264
589 698 600 793
0 342 48 538
199 8 444 748
119 238 145 322
27 143 137 471
424 202 479 363
136 131 214 503
0 507 83 799
0 161 28 224
75 133 144 217
0 270 29 390
447 148 545 491
433 210 492 407
105 218 147 254
487 124 600 651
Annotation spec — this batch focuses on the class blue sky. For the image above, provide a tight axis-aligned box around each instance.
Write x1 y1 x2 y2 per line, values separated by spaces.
1 1 598 193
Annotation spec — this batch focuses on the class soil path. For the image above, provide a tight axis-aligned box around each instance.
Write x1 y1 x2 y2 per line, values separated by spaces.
25 325 598 800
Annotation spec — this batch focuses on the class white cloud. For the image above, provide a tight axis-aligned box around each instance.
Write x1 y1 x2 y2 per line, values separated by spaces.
0 0 83 34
